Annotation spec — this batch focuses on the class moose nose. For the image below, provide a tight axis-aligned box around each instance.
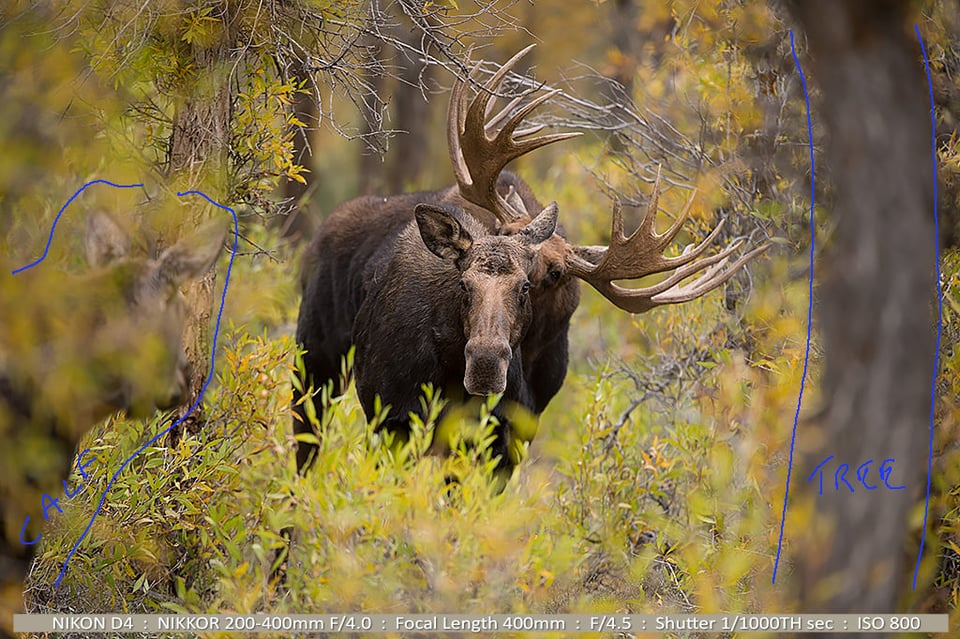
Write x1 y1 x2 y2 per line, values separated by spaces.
463 338 511 396
465 339 511 363
157 362 190 410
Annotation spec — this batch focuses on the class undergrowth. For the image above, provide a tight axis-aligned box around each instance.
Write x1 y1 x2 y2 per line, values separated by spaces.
21 165 959 639
23 250 960 638
23 266 819 639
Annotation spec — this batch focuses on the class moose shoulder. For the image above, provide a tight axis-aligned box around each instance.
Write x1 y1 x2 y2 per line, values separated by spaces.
293 45 768 477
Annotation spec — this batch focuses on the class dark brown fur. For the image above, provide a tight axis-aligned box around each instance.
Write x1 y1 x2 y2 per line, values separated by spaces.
294 173 579 474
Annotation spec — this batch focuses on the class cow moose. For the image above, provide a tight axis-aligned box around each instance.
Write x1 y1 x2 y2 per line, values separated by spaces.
293 45 767 479
0 211 226 637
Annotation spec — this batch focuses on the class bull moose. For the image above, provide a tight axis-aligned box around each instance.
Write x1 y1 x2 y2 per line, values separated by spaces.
0 211 226 637
293 45 767 478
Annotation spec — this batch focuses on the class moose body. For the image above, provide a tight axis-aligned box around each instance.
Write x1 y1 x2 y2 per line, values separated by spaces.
295 176 571 473
0 212 225 636
293 45 767 479
294 173 578 473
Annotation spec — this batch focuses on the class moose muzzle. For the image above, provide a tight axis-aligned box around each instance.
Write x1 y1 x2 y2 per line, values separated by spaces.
463 338 511 395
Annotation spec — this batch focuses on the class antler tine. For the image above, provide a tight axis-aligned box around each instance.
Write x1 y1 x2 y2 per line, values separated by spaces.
486 93 528 132
514 124 547 138
447 57 482 191
654 191 696 250
484 89 574 159
566 176 770 313
610 199 626 242
631 234 742 297
634 166 696 252
447 44 581 226
498 89 560 135
504 185 529 216
638 166 663 236
460 45 539 155
656 217 726 270
649 241 771 305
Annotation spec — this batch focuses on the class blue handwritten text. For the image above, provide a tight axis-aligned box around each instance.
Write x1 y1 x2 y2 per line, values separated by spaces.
19 449 98 545
807 455 906 496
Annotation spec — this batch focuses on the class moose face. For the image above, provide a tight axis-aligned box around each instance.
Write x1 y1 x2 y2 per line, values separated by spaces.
74 264 188 421
457 235 532 396
64 211 226 423
501 218 572 294
0 210 227 638
415 202 558 396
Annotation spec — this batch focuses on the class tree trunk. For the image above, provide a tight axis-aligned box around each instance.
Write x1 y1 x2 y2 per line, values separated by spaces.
785 0 937 632
278 61 318 243
386 31 435 194
357 73 389 195
357 17 435 196
357 22 390 196
166 18 235 444
609 0 638 100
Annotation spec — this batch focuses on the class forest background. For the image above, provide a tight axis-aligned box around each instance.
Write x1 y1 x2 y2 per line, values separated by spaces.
1 0 959 636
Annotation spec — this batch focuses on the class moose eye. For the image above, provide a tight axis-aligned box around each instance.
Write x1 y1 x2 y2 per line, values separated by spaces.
521 281 531 294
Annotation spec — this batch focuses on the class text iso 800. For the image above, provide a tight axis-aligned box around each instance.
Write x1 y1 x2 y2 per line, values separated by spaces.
857 616 921 632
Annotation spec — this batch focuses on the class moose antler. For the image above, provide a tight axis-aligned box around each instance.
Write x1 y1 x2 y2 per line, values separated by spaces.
566 168 770 313
448 44 581 225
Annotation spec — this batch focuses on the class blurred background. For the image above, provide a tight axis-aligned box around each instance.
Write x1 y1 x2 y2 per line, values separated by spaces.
1 0 958 634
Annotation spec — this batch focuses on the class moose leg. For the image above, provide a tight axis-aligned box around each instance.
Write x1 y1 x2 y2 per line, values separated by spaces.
291 342 350 475
374 417 414 455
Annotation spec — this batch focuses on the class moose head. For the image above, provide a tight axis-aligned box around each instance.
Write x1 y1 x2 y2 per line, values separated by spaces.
415 200 559 395
66 211 227 422
1 209 226 637
446 44 770 318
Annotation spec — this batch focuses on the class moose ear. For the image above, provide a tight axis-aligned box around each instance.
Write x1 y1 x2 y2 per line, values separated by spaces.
517 201 558 246
85 210 132 267
154 218 228 290
415 204 473 262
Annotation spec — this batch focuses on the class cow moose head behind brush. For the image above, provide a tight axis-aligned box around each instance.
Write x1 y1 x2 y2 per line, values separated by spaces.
293 45 768 479
0 210 226 637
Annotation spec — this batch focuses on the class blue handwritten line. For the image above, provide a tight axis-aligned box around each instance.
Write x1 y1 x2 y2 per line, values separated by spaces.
48 189 238 588
772 30 816 585
11 179 144 275
913 25 943 592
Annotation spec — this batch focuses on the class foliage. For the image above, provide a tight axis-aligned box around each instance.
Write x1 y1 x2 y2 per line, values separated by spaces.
6 0 960 635
66 0 319 211
27 208 819 637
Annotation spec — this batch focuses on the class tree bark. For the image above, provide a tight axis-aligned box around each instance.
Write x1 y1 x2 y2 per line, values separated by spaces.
785 0 937 632
166 16 235 444
357 17 434 196
386 30 435 194
357 33 389 196
278 61 318 243
609 0 638 100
